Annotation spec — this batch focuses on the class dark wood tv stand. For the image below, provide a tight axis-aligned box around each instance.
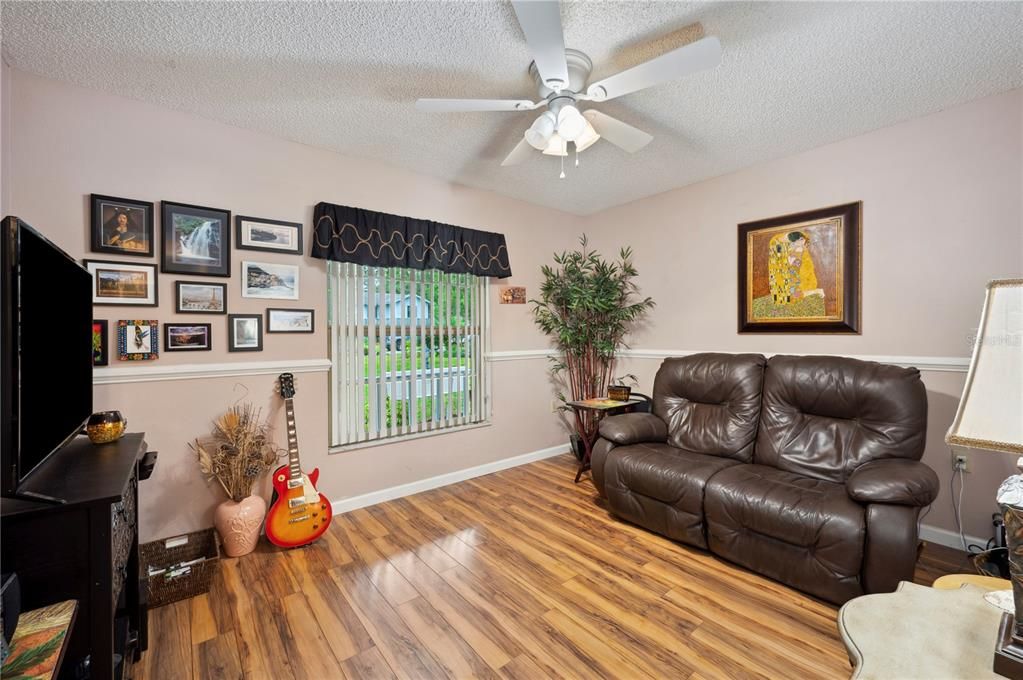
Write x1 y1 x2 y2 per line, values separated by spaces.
1 432 155 680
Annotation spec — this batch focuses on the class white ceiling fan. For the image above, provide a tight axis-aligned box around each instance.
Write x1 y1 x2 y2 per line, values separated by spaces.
415 0 722 174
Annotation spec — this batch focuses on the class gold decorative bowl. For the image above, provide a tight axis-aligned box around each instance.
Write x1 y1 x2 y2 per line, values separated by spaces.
87 410 127 444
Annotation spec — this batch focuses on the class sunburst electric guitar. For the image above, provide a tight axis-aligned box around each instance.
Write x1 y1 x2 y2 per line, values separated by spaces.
265 373 332 548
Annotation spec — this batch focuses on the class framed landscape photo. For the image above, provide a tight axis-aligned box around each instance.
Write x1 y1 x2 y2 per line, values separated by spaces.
161 201 231 277
164 323 212 352
84 259 159 306
90 194 154 257
236 215 303 255
266 308 314 333
241 261 299 300
175 280 227 315
738 201 861 334
117 320 159 361
228 314 263 352
92 320 108 366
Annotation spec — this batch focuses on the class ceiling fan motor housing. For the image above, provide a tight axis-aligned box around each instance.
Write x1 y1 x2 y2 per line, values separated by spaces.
529 49 593 99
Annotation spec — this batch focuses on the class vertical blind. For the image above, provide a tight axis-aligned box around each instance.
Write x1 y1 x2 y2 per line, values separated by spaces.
328 261 490 447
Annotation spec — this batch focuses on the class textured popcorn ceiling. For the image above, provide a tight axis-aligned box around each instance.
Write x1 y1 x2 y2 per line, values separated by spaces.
2 1 1021 215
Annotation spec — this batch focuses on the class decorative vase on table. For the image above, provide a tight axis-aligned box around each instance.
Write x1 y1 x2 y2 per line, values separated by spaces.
213 495 267 557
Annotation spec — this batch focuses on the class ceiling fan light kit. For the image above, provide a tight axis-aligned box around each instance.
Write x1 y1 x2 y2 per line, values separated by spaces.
416 0 723 176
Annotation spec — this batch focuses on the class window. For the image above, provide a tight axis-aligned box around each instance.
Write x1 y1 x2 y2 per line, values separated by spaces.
328 262 490 447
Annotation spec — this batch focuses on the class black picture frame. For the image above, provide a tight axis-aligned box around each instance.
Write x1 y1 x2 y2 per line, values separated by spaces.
90 194 155 257
83 259 159 307
164 323 212 352
92 319 109 366
266 308 315 333
228 314 262 352
174 280 228 315
161 201 231 277
737 202 861 334
235 215 303 255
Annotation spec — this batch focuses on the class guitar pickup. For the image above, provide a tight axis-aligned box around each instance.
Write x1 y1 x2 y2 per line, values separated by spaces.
286 479 304 489
288 498 306 509
288 515 310 524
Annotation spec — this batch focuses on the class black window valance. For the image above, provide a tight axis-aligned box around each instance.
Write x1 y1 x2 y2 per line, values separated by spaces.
311 202 512 279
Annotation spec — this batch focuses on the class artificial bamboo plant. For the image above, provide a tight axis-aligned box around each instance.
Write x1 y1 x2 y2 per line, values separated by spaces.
533 235 654 444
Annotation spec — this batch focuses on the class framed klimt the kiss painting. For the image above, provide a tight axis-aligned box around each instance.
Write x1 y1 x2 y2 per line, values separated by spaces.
737 202 861 333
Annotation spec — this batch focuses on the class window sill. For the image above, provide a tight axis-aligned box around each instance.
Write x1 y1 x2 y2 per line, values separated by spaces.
329 420 492 454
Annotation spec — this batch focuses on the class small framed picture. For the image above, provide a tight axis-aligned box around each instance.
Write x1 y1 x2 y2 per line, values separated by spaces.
241 261 299 300
228 314 263 352
161 201 231 277
84 260 159 306
118 320 159 361
266 308 315 333
92 320 109 366
175 280 227 315
90 194 154 257
164 323 212 352
236 216 303 255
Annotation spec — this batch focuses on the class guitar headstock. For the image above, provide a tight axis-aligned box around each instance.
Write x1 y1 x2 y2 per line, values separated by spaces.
278 372 296 399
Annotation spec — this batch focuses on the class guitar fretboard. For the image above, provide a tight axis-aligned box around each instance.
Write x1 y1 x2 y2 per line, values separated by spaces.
285 397 302 481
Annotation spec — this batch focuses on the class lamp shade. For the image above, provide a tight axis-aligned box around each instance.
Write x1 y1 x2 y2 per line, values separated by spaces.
574 121 601 152
542 133 568 156
946 279 1023 454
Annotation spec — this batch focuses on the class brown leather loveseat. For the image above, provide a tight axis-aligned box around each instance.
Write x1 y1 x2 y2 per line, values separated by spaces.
591 353 939 605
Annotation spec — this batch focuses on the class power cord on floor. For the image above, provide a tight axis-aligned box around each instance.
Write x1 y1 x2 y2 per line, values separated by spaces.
950 458 1008 574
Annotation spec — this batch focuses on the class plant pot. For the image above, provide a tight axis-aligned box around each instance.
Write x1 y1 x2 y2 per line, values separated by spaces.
213 495 266 557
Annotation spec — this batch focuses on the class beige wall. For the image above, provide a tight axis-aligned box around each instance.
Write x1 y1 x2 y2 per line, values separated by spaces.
5 67 1020 545
4 70 581 540
587 88 1023 541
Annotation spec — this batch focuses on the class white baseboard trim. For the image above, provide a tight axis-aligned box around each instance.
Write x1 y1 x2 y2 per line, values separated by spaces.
94 358 332 385
331 443 570 514
919 523 985 551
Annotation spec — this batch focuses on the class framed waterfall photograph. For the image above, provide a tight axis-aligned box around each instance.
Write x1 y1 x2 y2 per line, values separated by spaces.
737 201 861 334
161 201 231 277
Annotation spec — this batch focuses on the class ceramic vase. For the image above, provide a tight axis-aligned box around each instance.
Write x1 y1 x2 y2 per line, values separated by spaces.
213 495 266 557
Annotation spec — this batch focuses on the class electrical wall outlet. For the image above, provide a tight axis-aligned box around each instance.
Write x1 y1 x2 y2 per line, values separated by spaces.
953 452 971 473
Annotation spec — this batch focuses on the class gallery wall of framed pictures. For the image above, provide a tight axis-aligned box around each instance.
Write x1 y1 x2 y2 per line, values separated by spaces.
84 192 313 362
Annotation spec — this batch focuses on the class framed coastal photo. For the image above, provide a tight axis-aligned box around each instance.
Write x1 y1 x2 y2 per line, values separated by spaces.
117 320 159 361
266 308 314 333
164 323 212 352
738 201 861 334
84 259 159 306
228 314 263 352
161 201 231 277
92 320 109 366
236 216 303 255
175 280 227 315
241 261 299 300
90 194 154 257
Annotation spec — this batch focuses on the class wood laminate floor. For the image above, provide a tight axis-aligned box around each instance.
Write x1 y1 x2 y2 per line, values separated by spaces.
135 454 969 680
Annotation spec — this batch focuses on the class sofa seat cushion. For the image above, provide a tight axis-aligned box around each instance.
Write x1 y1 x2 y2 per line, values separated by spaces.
603 442 739 548
705 464 865 604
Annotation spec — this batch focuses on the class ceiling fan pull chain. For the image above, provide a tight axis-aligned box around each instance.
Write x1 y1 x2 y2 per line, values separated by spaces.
575 146 580 168
559 154 565 179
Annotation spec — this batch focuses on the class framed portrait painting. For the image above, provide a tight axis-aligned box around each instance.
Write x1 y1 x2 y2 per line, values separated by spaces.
236 216 303 255
90 194 154 257
738 202 861 333
161 201 231 277
83 260 159 306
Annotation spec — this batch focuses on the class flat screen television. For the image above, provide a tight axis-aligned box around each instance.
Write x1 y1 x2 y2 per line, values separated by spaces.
1 216 93 498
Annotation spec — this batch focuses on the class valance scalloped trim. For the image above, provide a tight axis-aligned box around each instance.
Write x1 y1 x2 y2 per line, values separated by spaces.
311 202 512 278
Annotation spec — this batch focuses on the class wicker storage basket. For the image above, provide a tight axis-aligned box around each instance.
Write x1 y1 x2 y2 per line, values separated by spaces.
139 528 221 608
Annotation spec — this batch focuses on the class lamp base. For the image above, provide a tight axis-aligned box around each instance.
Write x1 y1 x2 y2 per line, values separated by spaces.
995 613 1023 679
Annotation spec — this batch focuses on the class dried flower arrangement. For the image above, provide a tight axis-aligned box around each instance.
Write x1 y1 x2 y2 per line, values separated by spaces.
191 403 283 502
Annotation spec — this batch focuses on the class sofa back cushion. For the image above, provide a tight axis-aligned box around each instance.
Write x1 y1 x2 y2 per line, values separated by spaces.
755 355 928 483
653 353 766 462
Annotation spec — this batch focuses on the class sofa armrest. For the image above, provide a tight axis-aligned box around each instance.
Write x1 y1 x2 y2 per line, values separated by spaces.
598 413 667 446
846 459 939 506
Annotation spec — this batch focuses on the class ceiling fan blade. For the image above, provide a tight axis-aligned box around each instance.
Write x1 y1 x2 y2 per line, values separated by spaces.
511 0 569 90
582 110 652 153
585 36 722 102
500 138 534 166
416 98 540 113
